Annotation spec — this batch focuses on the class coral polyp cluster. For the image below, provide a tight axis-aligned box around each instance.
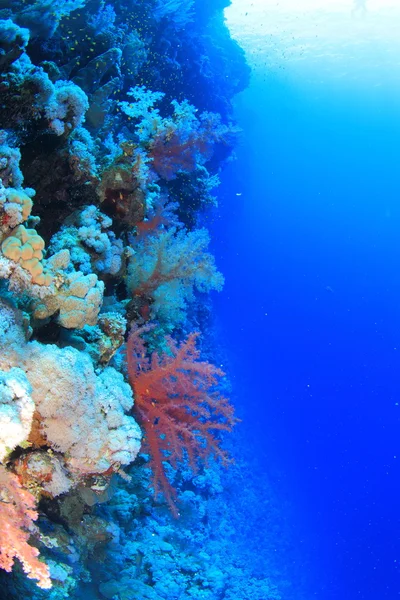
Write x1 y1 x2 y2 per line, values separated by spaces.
0 0 265 598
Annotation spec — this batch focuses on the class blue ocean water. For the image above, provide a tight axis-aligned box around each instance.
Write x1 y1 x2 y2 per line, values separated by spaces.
214 11 400 598
2 1 400 598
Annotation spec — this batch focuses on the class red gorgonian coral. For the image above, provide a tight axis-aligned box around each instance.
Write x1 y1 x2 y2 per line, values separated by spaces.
127 324 237 515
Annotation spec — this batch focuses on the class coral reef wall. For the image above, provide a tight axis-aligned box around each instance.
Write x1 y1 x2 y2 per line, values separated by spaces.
0 1 287 599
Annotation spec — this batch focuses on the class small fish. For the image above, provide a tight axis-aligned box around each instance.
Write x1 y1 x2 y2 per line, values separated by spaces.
324 285 335 293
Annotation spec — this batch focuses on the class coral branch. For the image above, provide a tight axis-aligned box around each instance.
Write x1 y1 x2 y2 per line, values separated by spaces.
127 324 237 514
128 227 224 326
0 466 51 589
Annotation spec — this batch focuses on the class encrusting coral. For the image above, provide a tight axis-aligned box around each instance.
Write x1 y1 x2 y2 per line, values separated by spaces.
2 224 51 286
0 188 32 233
0 184 51 286
31 261 104 329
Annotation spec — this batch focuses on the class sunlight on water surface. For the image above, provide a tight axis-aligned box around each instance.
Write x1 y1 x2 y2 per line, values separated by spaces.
225 0 400 86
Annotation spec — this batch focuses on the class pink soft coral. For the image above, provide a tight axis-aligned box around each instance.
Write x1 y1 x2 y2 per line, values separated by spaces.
149 130 210 181
127 324 237 515
0 465 51 589
148 111 236 181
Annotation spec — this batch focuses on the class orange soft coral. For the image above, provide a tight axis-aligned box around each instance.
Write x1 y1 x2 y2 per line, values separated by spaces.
127 324 236 515
0 466 51 589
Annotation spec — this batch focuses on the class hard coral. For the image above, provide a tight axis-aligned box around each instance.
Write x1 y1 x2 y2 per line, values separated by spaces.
14 450 72 499
0 20 29 70
2 224 51 286
0 186 33 241
32 265 104 329
97 150 146 228
0 184 54 291
127 324 236 515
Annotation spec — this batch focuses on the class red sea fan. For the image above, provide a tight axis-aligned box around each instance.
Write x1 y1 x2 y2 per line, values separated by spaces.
127 324 237 515
147 103 239 181
0 466 51 589
135 196 180 239
149 130 211 181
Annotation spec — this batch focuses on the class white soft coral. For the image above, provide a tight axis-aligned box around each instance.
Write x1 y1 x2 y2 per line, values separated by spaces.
0 367 34 461
24 341 141 474
0 302 141 477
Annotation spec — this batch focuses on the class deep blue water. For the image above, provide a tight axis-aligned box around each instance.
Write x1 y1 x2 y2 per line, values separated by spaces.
3 3 400 597
213 69 400 598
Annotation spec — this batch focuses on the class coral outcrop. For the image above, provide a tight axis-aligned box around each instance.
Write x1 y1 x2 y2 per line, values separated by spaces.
0 0 261 597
